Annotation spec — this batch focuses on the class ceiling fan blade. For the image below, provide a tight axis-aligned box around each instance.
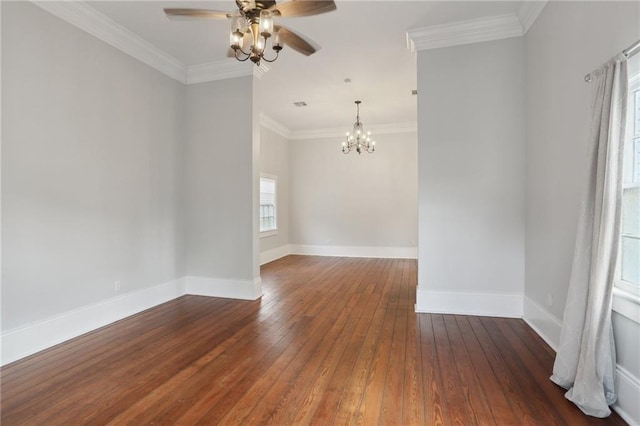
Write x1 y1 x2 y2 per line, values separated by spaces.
270 0 336 17
164 9 230 20
276 25 319 56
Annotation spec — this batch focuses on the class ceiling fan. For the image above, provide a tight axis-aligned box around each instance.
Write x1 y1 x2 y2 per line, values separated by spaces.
164 0 337 66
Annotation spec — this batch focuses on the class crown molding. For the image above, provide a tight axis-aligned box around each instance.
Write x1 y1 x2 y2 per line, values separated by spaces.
259 114 293 139
187 60 270 84
33 1 187 83
32 1 270 85
187 61 248 84
258 115 416 141
407 13 523 52
289 122 417 140
517 1 548 34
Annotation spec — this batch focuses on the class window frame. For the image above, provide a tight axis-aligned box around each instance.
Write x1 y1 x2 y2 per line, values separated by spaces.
259 174 278 237
613 69 640 323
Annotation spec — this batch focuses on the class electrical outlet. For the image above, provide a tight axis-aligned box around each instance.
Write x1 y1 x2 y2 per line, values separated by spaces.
114 281 121 292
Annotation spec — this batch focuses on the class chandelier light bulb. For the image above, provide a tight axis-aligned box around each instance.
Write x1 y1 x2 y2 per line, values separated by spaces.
259 10 273 37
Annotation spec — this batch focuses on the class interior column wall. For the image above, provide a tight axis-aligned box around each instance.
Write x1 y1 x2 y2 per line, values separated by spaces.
416 37 526 316
184 76 260 297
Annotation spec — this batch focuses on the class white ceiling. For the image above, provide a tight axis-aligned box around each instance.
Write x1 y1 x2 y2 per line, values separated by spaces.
86 1 528 133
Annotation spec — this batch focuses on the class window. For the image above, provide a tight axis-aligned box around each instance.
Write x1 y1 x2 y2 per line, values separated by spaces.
618 68 640 298
260 176 277 234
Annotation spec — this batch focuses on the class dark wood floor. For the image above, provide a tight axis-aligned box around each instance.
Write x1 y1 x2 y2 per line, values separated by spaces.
1 256 627 425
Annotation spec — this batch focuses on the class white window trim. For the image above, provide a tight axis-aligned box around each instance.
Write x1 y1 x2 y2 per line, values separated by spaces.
259 174 278 237
260 229 278 238
613 286 640 323
613 69 640 323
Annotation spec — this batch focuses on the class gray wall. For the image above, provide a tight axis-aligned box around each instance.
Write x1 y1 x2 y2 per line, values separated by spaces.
259 126 290 253
417 37 526 296
525 0 640 379
184 77 257 282
288 132 418 248
1 2 185 331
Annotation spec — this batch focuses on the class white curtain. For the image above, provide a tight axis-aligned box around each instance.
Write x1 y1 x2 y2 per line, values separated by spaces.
551 54 628 418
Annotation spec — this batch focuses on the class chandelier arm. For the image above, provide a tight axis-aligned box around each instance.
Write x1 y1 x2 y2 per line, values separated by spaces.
260 49 280 63
234 49 252 62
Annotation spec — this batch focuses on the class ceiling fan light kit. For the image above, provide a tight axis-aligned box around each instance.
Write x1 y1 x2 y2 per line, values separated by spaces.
164 0 336 66
230 10 282 64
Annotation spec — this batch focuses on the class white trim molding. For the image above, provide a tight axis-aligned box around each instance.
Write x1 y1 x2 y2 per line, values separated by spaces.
517 1 548 34
1 278 186 366
289 244 417 259
260 244 291 265
612 287 640 324
259 114 417 141
415 289 523 318
185 276 262 300
187 60 269 84
1 274 264 366
32 1 270 85
407 14 523 52
614 365 640 426
522 295 562 350
33 1 187 83
260 114 293 140
290 122 417 140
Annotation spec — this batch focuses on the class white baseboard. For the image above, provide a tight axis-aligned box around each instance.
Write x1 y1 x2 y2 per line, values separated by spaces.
289 244 417 259
522 295 562 351
260 244 291 265
415 289 523 318
1 274 263 366
185 276 262 300
614 365 640 426
1 278 185 366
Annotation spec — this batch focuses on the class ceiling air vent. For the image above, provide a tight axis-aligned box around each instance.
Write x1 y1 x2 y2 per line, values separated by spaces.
293 101 307 107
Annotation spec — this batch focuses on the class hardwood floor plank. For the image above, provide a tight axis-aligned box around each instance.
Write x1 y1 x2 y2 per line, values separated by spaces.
453 315 520 424
1 256 628 426
442 314 496 425
479 316 570 425
418 314 450 426
330 266 395 424
264 260 393 426
20 298 263 424
352 260 400 425
431 314 474 425
217 272 369 424
378 263 410 425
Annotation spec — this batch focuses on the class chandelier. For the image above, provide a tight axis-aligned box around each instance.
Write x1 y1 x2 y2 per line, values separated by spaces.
229 11 282 65
342 101 375 154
